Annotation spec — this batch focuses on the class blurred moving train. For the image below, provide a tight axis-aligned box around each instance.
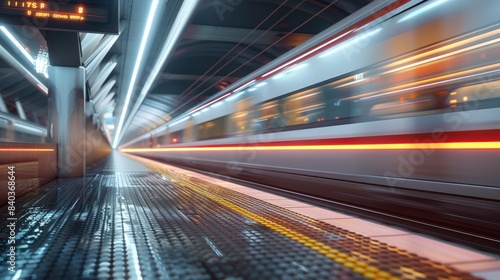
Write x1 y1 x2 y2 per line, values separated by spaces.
124 0 500 244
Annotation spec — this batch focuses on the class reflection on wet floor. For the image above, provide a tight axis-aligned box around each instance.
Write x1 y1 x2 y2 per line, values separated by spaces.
0 162 54 207
0 152 480 279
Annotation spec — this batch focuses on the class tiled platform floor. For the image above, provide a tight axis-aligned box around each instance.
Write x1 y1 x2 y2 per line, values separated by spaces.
0 151 497 279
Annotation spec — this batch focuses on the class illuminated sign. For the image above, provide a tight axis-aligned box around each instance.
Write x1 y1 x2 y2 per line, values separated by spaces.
0 0 119 34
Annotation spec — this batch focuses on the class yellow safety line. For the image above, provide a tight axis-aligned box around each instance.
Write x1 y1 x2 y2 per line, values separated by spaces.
122 141 500 152
145 163 398 280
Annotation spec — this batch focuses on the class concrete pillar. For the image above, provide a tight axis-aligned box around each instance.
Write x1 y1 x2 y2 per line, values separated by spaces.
47 66 86 177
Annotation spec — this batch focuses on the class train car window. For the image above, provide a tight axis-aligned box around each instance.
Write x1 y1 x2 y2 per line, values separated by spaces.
330 99 361 120
254 100 281 130
283 88 326 126
197 116 227 140
229 97 253 135
368 95 441 118
231 111 252 134
448 80 500 110
251 20 500 134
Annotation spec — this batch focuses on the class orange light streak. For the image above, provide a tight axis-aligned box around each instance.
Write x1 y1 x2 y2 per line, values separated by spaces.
0 148 54 152
122 142 500 153
346 62 500 101
382 27 500 70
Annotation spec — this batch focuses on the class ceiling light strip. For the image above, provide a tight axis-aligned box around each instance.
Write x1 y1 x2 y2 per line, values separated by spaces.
112 0 160 149
115 0 200 149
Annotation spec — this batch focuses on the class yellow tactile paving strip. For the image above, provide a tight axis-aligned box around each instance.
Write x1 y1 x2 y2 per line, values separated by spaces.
135 155 481 280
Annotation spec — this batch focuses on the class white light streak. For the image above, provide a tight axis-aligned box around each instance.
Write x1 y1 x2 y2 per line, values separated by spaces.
0 26 34 65
113 0 159 149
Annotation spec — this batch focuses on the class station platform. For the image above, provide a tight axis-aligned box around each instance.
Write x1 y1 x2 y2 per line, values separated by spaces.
1 152 499 279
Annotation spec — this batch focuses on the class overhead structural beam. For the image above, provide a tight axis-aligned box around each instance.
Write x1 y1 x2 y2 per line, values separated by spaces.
96 91 115 110
90 57 118 95
15 100 26 120
81 33 105 63
79 33 87 42
87 62 100 86
84 21 125 78
85 34 120 78
183 24 314 47
96 93 115 115
0 44 48 95
98 100 116 117
92 79 116 106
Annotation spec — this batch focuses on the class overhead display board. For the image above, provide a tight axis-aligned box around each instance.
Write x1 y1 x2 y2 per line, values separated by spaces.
0 0 119 34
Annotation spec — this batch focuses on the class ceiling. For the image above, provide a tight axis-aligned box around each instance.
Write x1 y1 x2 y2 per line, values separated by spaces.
0 0 374 147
